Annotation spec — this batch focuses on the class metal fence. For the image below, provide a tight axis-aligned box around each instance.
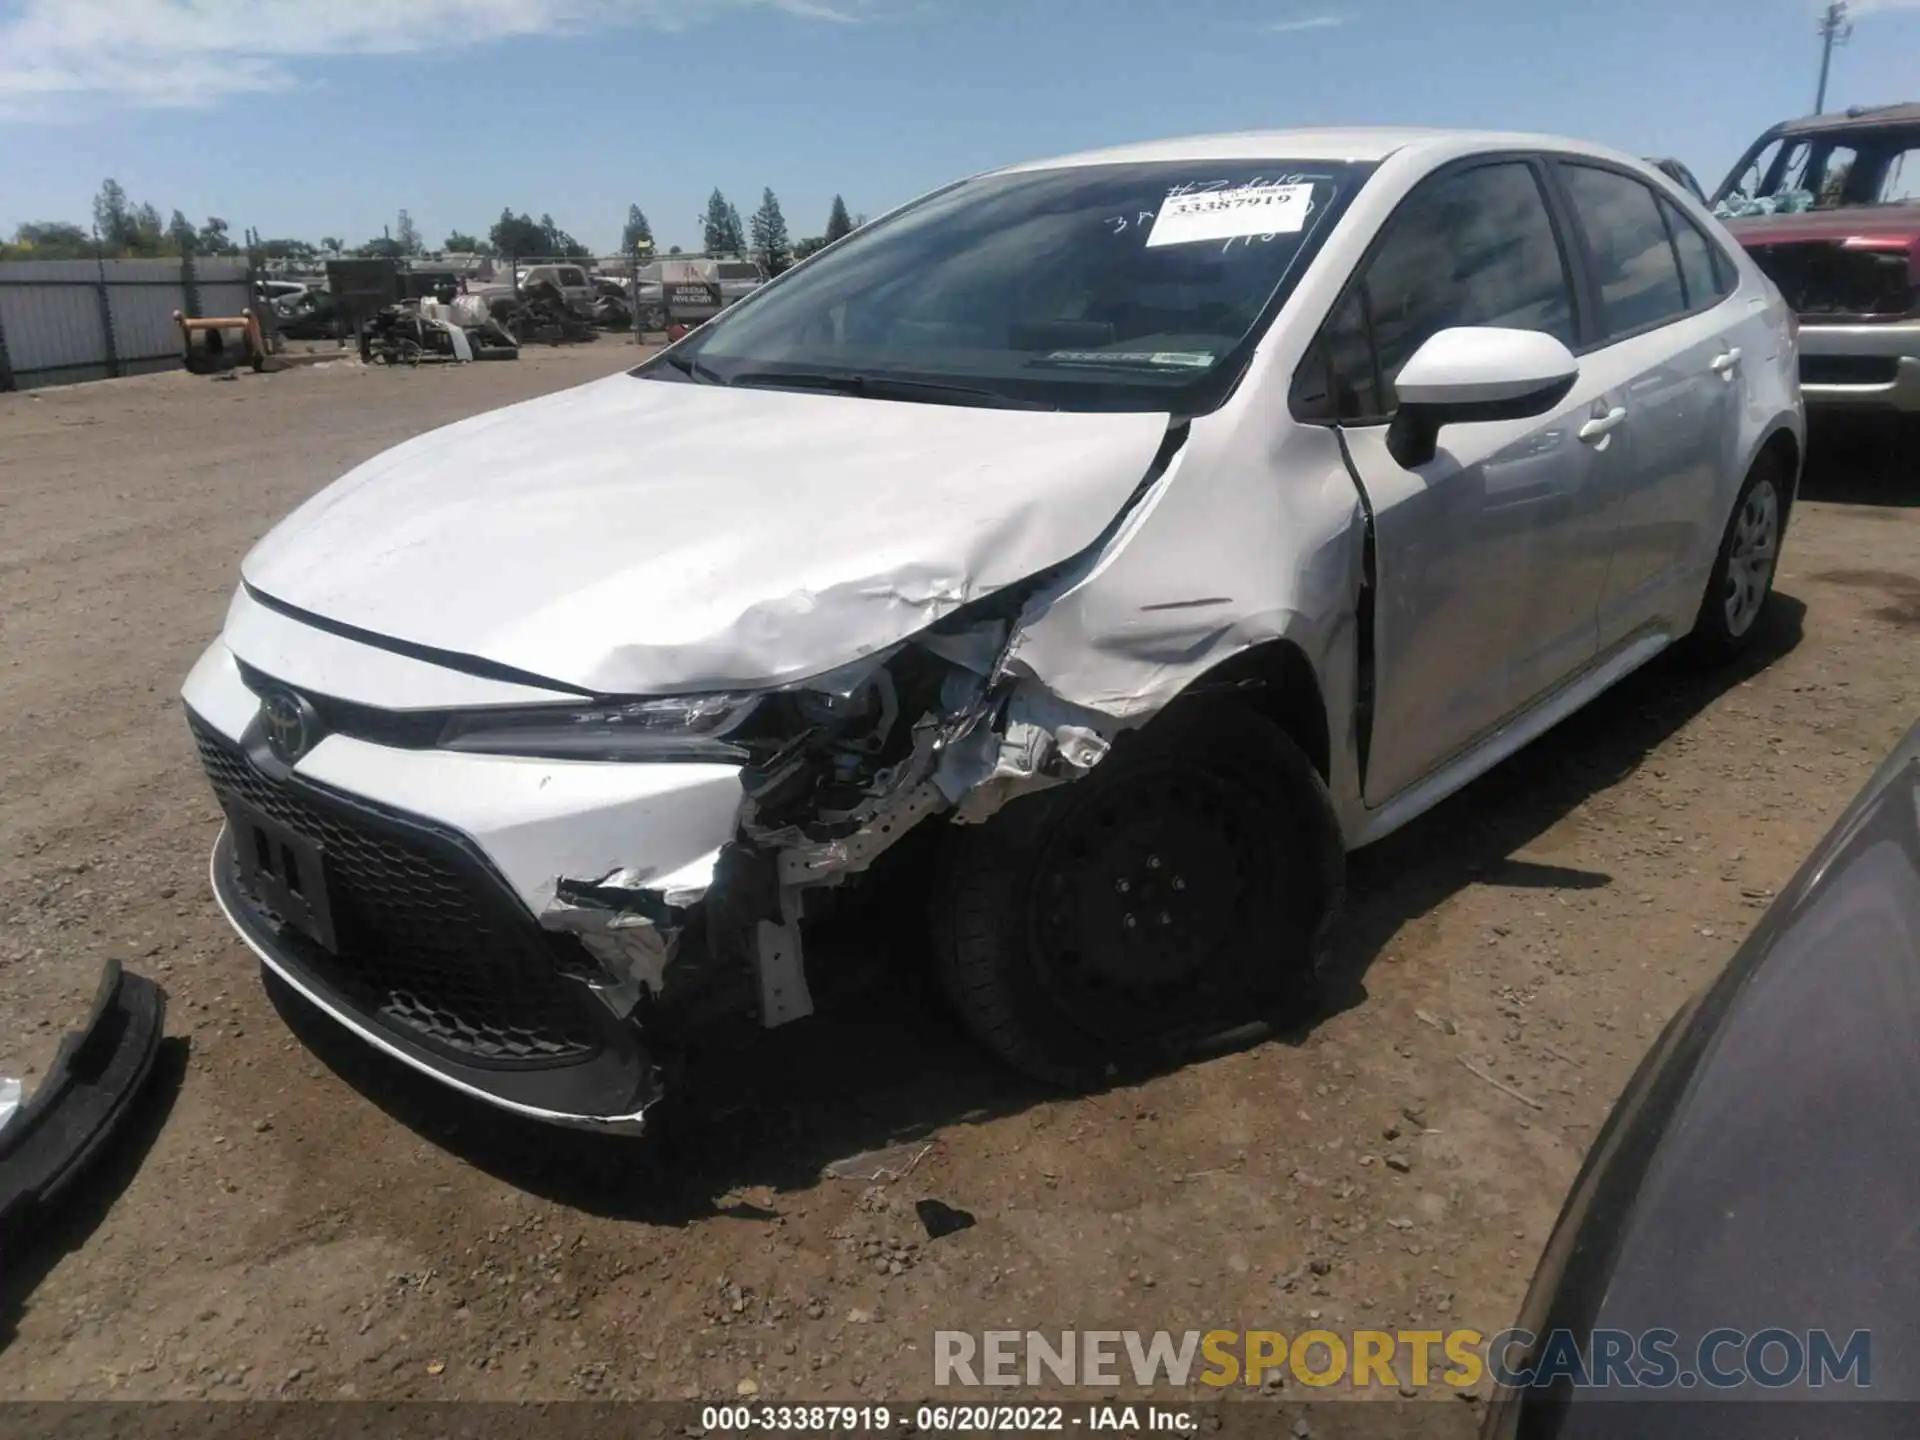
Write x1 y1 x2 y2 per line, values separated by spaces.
0 256 252 392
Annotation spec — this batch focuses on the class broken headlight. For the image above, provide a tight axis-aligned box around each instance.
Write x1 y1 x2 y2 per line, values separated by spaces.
437 693 762 763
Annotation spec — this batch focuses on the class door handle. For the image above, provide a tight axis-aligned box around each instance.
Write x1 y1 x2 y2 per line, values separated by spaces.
1710 348 1742 375
1578 406 1628 443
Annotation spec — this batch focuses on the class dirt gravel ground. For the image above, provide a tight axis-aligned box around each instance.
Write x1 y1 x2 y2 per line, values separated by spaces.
1 350 1915 1417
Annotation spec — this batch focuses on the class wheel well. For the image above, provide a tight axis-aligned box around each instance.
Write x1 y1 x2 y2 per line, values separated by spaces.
1758 426 1801 495
1164 641 1332 782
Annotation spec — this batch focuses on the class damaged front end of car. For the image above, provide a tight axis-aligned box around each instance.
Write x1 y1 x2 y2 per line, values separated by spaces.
530 431 1194 1067
531 581 1122 1035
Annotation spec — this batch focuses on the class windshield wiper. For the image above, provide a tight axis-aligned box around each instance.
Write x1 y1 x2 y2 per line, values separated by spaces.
658 352 728 385
726 371 1054 410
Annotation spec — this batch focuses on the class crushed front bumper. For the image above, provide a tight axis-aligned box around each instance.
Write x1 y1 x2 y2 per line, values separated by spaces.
184 641 746 1134
1797 322 1920 413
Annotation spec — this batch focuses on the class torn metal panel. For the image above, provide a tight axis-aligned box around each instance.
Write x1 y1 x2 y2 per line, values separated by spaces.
995 422 1365 722
933 682 1116 824
754 885 813 1027
538 852 722 1017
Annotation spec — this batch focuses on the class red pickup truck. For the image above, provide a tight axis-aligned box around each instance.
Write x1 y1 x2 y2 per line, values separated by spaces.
1712 102 1920 416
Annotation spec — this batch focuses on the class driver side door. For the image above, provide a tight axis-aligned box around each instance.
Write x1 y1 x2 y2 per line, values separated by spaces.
1304 157 1625 807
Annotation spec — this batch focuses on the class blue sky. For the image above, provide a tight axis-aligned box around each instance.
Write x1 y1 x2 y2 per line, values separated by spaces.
3 0 1917 254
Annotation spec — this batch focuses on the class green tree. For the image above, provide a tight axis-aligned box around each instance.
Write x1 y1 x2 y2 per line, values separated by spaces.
749 188 793 275
537 213 590 257
166 210 197 254
793 235 828 261
824 194 855 243
5 220 93 258
396 209 423 255
489 208 546 258
621 204 654 253
196 217 236 254
320 236 344 254
132 203 164 254
703 189 745 255
92 179 134 250
444 230 481 252
257 237 318 262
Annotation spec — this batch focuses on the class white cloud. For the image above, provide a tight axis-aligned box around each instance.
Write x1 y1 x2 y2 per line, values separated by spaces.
0 0 879 118
1264 13 1349 34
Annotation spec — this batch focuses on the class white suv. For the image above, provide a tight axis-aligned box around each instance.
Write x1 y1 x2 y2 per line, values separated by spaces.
184 128 1801 1131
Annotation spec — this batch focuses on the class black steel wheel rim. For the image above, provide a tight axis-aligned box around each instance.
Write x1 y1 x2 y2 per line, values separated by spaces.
1025 758 1276 1044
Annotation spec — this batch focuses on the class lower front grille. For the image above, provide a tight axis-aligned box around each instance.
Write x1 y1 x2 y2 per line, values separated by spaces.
1802 354 1902 386
191 719 603 1067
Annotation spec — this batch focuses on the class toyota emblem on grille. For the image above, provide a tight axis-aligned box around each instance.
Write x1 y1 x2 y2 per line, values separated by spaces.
259 687 318 762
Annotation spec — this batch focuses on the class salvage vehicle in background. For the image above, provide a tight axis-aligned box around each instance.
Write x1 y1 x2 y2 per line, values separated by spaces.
514 263 596 316
182 127 1801 1132
712 257 769 307
631 258 768 333
1714 102 1920 416
1483 716 1920 1435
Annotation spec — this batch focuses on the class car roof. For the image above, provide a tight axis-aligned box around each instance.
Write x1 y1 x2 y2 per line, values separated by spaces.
997 126 1650 174
1769 101 1920 135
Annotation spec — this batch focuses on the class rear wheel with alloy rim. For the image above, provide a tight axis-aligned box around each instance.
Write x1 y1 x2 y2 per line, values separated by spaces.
930 704 1341 1087
1687 451 1788 664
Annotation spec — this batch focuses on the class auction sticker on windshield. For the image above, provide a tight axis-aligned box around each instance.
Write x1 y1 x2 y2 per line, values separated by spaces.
1146 182 1313 248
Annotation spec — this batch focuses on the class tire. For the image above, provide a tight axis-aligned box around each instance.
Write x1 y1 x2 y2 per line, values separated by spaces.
1685 449 1789 665
929 704 1342 1088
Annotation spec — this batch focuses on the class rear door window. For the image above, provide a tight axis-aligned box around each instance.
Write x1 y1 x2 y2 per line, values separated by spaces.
1660 197 1728 309
1559 164 1689 340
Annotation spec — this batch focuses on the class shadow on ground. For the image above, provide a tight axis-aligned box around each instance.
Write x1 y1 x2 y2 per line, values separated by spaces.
0 1038 189 1351
264 596 1805 1224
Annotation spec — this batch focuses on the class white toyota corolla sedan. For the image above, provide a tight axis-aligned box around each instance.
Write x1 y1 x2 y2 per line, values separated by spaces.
183 128 1803 1132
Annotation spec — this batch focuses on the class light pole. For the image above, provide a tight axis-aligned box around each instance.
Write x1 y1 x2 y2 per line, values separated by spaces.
1815 1 1852 114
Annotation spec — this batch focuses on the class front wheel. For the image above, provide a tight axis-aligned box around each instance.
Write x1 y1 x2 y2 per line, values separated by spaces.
929 705 1341 1088
1686 452 1788 664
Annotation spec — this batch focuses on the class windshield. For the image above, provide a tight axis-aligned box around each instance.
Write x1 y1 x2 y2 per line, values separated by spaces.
1716 126 1920 216
636 159 1362 413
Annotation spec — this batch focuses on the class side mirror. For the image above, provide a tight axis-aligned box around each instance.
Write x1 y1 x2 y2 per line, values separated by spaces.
1386 327 1579 468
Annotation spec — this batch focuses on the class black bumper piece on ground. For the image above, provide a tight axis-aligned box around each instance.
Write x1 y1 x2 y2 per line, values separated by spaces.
0 960 167 1252
190 715 660 1131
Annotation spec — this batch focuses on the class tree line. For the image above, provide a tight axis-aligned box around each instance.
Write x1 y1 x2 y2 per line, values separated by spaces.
691 189 860 275
5 178 865 271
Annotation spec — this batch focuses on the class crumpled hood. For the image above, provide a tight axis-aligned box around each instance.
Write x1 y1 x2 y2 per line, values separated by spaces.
242 372 1172 695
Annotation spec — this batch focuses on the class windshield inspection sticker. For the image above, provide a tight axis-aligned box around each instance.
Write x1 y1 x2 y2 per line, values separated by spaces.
1145 182 1314 248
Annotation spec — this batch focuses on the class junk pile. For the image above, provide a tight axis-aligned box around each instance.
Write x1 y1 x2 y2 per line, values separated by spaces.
488 279 600 346
358 302 518 366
